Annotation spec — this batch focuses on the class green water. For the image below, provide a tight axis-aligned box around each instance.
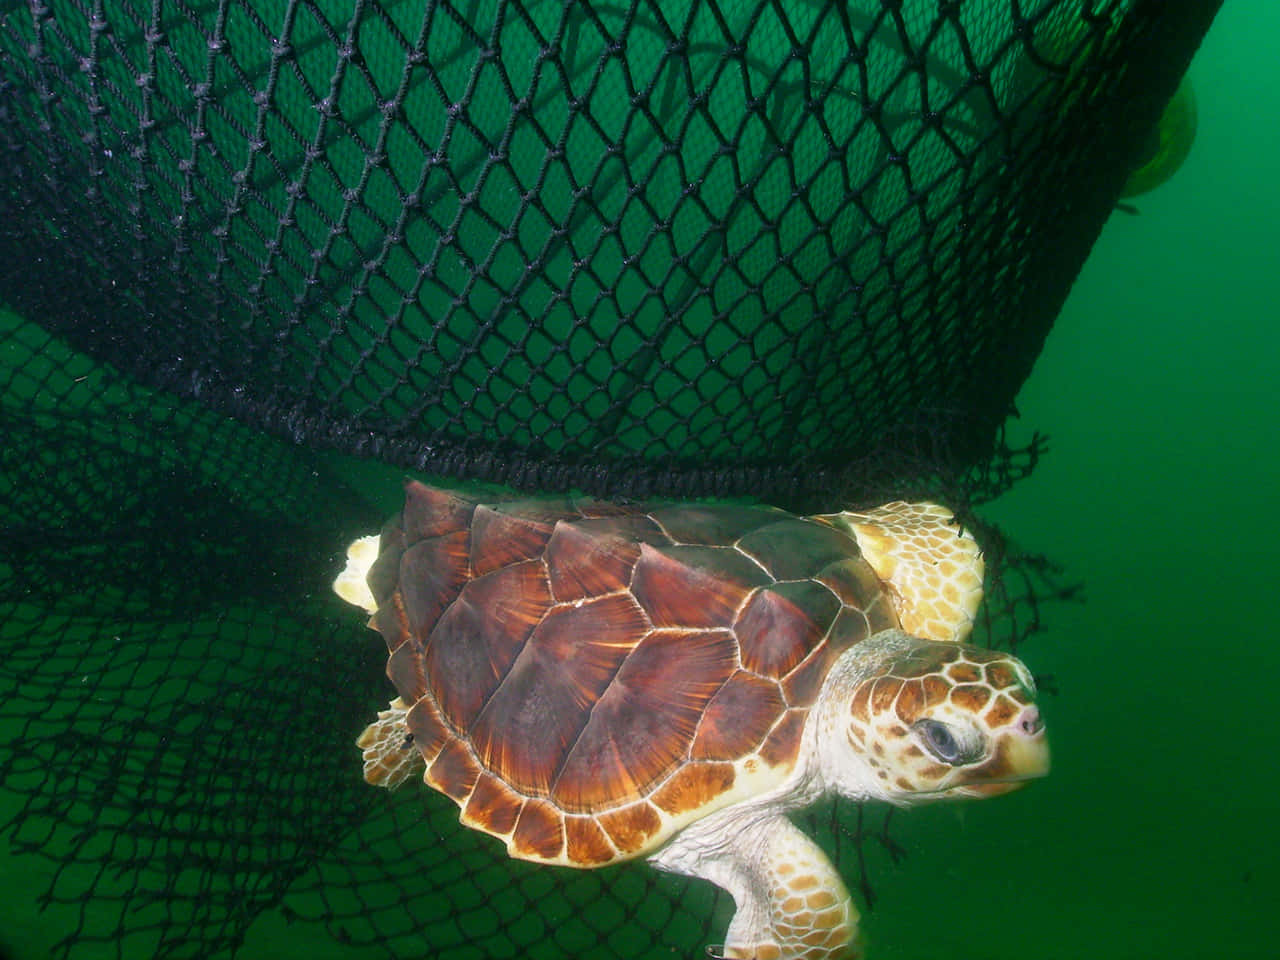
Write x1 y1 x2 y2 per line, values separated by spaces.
3 2 1276 958
863 4 1280 956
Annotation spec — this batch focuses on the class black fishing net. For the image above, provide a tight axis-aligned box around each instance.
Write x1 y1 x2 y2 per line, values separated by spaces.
0 0 1216 957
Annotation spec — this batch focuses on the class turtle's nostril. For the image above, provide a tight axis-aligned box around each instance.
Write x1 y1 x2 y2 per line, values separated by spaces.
1017 706 1043 736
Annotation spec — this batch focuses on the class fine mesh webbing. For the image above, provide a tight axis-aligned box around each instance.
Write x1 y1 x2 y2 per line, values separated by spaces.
0 304 1075 960
0 0 1217 957
0 0 1216 501
4 309 1051 958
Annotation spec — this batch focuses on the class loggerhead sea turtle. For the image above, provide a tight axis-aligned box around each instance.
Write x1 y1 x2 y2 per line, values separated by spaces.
333 481 1049 960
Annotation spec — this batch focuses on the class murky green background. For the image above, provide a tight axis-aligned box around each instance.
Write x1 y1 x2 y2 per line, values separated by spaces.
3 1 1276 958
868 2 1280 956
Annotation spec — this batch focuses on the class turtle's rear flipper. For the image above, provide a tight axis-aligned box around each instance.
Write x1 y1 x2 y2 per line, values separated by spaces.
357 699 424 788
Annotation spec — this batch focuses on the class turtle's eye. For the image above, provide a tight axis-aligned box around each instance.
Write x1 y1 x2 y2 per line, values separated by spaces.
912 719 979 765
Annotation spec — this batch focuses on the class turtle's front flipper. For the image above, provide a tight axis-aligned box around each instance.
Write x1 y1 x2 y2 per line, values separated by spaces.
652 813 861 960
820 501 984 644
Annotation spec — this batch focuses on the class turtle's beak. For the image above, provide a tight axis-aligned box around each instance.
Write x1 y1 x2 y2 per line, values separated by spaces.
1003 705 1051 779
951 706 1050 798
1005 732 1051 780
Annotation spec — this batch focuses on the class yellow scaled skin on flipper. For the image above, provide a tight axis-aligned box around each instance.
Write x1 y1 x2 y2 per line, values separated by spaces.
820 501 984 644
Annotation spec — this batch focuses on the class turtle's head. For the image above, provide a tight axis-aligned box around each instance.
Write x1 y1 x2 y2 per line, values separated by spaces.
815 629 1049 805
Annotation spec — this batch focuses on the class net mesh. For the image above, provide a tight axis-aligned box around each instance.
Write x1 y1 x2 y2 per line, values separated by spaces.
0 0 1216 957
1 0 1214 500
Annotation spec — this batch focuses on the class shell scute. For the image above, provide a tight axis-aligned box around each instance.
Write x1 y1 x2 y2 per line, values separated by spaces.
551 628 737 811
425 560 549 728
596 801 663 855
367 517 407 606
461 772 524 837
469 594 648 796
736 518 860 581
487 497 580 525
780 608 873 706
400 530 471 641
648 503 785 545
511 798 565 861
572 497 635 518
651 761 737 816
545 520 647 602
524 592 649 687
370 590 411 655
759 709 807 768
691 672 786 761
813 559 893 624
469 503 556 575
427 739 480 803
403 481 478 539
631 543 770 628
565 815 615 865
387 640 429 704
404 697 451 764
734 580 842 679
575 514 672 542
